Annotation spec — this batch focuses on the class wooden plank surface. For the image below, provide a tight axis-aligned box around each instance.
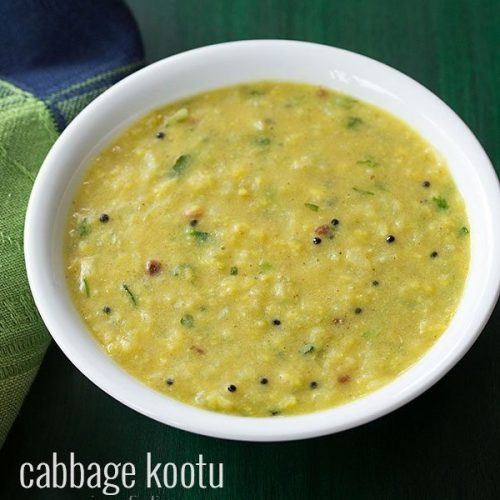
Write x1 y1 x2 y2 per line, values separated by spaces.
1 0 498 498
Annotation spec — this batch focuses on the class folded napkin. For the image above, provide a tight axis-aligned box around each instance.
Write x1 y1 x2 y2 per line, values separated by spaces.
0 0 143 447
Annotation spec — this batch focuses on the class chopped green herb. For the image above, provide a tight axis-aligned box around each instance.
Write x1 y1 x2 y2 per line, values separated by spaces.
180 314 194 328
248 89 264 96
458 226 469 236
230 266 238 276
188 229 210 243
255 137 271 146
352 187 375 195
432 196 449 210
356 155 379 167
335 95 358 109
347 116 363 128
78 218 90 238
82 276 90 298
270 409 281 416
122 283 137 306
300 343 314 354
170 154 191 176
304 202 319 211
258 261 273 272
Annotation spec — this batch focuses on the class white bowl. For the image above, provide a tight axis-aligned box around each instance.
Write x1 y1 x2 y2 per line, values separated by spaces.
25 40 500 441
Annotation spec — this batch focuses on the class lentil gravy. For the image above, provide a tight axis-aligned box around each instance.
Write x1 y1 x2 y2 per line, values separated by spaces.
65 82 470 416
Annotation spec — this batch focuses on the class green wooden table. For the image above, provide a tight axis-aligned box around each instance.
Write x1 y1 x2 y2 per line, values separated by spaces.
1 1 499 498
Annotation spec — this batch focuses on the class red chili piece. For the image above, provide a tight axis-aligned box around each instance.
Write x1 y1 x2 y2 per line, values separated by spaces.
315 224 331 235
190 345 205 354
146 259 162 275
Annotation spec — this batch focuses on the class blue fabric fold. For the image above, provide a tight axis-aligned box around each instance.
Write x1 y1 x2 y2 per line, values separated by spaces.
0 0 144 130
0 0 143 447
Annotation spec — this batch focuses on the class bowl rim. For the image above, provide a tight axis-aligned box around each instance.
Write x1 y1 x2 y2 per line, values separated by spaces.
24 39 500 441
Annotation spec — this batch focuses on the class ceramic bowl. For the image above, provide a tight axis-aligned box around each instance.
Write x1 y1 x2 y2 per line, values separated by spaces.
25 40 500 441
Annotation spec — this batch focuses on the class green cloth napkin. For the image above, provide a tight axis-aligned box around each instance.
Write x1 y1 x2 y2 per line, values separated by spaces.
0 0 143 447
0 81 58 446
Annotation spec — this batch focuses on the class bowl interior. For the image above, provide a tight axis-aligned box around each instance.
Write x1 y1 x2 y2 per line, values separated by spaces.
25 40 500 441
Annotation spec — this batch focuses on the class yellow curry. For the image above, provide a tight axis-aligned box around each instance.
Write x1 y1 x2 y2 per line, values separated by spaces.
65 82 470 416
